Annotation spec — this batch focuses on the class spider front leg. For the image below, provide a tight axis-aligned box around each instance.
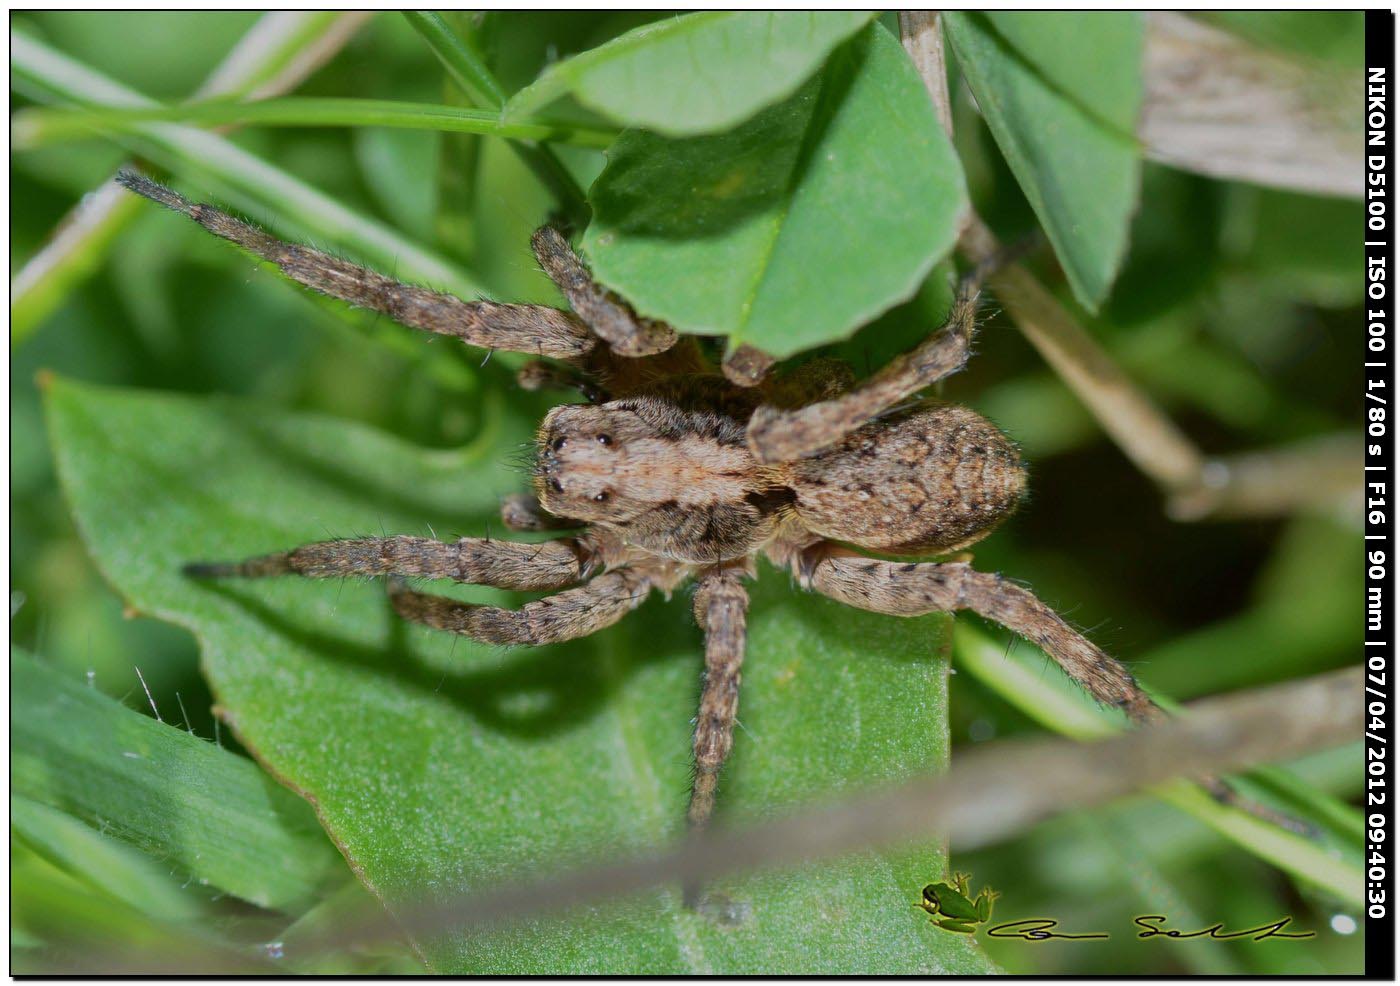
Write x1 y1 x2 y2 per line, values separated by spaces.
516 360 609 403
185 534 592 592
745 279 981 464
746 241 1034 464
116 172 596 362
531 226 678 358
499 492 580 533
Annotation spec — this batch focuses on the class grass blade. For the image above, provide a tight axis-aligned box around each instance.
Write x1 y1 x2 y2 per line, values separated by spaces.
11 12 368 346
402 10 589 220
402 11 507 109
11 30 486 300
11 646 343 911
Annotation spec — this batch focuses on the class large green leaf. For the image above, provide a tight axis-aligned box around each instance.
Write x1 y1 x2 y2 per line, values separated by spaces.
583 23 966 359
46 377 996 974
11 647 342 912
945 12 1143 310
507 11 875 137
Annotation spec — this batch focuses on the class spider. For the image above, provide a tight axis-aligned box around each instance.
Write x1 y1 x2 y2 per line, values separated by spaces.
117 171 1284 913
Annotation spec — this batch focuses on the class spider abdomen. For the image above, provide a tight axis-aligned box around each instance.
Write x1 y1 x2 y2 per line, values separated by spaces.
786 404 1026 554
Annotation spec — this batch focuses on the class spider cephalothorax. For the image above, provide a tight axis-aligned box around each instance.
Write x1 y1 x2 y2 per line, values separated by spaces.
118 171 1225 913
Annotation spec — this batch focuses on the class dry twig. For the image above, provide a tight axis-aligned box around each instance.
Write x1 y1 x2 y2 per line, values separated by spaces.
305 665 1359 954
1142 12 1361 199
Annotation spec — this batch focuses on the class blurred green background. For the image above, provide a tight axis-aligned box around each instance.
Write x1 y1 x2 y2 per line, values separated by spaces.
11 11 1364 974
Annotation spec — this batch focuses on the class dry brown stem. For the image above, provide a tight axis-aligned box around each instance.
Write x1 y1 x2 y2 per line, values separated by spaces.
1142 12 1361 199
309 665 1359 953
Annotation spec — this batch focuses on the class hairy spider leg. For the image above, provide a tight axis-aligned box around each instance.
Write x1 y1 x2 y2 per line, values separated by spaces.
683 566 753 915
499 492 581 533
388 568 654 646
746 251 1015 464
184 534 597 592
789 544 1315 835
796 549 1162 721
530 226 678 358
116 171 597 362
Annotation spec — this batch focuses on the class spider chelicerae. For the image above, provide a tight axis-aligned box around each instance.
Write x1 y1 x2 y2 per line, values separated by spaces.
117 170 1287 913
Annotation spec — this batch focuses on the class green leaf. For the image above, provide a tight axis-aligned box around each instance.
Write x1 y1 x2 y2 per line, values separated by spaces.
11 646 343 911
354 127 441 243
47 376 996 974
945 12 1143 310
583 24 967 359
976 13 1143 135
508 11 875 137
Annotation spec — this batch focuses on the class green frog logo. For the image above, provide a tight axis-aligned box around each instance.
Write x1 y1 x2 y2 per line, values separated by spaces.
917 873 1000 934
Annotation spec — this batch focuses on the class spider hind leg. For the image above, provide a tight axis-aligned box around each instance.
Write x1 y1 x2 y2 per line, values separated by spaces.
682 564 754 920
183 534 591 592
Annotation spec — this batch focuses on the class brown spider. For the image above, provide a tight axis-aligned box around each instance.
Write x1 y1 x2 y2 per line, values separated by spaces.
117 171 1279 911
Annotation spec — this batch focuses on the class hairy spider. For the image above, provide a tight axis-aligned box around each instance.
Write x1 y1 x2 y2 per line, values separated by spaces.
117 171 1281 912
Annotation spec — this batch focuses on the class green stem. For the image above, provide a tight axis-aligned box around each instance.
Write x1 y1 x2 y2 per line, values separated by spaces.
402 11 507 109
14 98 618 149
402 10 590 221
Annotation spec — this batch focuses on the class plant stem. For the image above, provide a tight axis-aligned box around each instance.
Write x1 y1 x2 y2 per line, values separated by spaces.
403 10 591 222
14 98 617 149
951 623 1363 901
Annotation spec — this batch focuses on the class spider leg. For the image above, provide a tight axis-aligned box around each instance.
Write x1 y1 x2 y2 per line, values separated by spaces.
388 566 654 645
746 280 980 463
516 359 609 403
116 171 596 362
787 545 1313 834
683 565 752 916
499 492 579 533
184 534 592 592
686 568 751 831
792 547 1162 722
744 241 1036 464
721 343 777 387
530 225 678 358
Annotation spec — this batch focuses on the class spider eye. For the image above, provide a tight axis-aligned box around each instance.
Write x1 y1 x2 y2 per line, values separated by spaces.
549 478 564 493
593 491 610 503
596 433 612 446
551 436 567 452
